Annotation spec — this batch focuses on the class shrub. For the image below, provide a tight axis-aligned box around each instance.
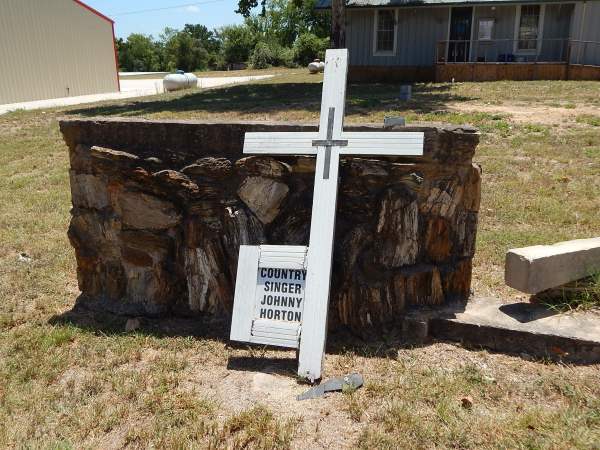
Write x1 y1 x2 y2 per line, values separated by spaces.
279 47 296 68
250 42 277 69
249 42 295 69
220 24 257 65
293 33 328 66
163 31 209 72
211 53 229 71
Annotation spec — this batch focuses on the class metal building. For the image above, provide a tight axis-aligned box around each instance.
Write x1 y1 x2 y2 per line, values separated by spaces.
0 0 119 105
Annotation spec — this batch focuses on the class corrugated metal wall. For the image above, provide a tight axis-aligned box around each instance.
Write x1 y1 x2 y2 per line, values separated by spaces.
0 0 118 104
571 1 600 65
346 7 449 66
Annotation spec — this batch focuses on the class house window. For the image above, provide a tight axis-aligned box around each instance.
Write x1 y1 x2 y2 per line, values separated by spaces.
478 19 494 41
374 10 396 54
517 5 541 51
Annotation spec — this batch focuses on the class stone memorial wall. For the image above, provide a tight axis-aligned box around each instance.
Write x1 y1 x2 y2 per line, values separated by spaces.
60 118 480 333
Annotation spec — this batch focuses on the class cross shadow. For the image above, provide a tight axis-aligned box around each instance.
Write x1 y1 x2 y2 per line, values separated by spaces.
226 356 299 378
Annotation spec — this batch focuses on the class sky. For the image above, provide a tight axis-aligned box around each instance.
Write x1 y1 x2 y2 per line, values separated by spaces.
84 0 245 38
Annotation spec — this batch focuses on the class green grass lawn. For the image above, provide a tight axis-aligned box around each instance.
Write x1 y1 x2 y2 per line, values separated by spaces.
0 74 599 448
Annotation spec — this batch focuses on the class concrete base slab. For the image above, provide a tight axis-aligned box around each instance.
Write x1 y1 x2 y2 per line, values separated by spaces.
408 297 600 363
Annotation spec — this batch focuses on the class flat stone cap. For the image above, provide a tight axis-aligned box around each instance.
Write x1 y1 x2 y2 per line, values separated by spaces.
505 237 600 294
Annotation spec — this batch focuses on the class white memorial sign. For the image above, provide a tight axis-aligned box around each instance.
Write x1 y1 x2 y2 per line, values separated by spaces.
231 245 308 349
255 267 306 323
230 49 424 381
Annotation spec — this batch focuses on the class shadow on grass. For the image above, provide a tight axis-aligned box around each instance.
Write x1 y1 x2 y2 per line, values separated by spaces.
52 297 595 376
66 82 471 119
49 297 426 370
226 356 299 378
49 299 232 341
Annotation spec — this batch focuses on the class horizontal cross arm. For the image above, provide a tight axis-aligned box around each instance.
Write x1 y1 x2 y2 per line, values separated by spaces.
243 131 424 156
339 132 424 156
243 132 318 155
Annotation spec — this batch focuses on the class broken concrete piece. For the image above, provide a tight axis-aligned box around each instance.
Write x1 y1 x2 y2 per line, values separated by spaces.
505 237 600 294
297 373 364 400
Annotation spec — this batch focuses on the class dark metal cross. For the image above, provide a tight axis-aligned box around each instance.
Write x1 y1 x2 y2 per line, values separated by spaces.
312 107 348 179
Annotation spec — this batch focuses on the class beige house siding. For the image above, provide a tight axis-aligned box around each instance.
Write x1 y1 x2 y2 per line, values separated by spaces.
0 0 118 104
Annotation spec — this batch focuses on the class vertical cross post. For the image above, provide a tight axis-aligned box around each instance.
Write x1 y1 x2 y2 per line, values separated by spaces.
297 49 348 381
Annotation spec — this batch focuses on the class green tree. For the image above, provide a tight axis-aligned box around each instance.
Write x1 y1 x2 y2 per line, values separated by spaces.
183 24 221 54
183 24 222 69
235 0 330 52
115 2 331 73
219 24 257 65
118 33 160 72
157 27 178 69
262 0 329 46
115 37 127 70
161 28 209 72
236 0 267 18
293 32 328 65
249 41 294 68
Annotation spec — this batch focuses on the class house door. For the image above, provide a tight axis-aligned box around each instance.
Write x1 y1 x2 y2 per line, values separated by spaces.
448 7 473 62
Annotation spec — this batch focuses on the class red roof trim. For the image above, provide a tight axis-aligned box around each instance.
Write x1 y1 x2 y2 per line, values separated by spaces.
72 0 114 24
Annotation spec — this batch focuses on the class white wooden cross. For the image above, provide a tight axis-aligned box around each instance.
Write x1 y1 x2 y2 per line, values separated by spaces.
230 49 424 382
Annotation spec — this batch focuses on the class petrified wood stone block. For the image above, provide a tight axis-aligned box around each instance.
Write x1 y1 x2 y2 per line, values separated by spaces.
60 118 481 333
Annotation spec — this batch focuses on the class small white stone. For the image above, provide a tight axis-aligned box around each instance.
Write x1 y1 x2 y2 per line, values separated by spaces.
17 252 32 263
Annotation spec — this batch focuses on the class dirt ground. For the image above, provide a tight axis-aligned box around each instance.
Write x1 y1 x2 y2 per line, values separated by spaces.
449 101 600 125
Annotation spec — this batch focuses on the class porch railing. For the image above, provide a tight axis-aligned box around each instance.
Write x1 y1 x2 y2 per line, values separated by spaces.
435 39 599 65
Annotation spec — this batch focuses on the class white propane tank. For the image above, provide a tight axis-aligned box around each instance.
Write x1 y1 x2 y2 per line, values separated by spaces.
308 59 325 74
163 70 198 92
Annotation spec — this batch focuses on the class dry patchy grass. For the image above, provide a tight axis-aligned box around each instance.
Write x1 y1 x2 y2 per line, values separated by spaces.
0 75 599 448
